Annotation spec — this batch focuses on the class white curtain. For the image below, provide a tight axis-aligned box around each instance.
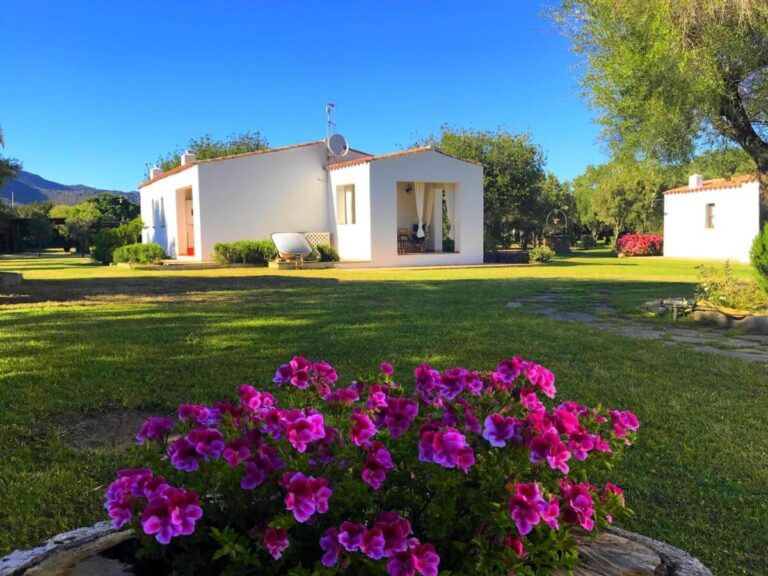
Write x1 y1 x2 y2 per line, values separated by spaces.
444 184 456 240
414 181 425 238
423 184 435 234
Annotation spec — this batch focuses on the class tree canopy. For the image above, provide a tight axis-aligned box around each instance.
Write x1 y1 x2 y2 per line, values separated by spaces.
417 126 551 248
85 193 139 222
554 0 768 209
148 131 269 176
0 155 22 189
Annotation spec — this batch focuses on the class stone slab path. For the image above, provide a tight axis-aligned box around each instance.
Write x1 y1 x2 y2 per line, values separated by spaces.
507 291 768 364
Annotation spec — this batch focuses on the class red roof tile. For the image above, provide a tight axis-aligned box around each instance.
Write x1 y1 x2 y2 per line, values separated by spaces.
663 174 758 195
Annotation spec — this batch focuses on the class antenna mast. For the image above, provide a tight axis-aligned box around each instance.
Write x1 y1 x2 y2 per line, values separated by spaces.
325 103 336 145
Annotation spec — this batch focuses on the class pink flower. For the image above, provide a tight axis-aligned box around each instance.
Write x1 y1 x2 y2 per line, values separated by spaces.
338 521 366 552
414 364 442 405
361 527 386 559
609 410 639 439
323 385 360 405
376 512 411 556
238 386 276 415
222 438 251 467
482 414 523 448
560 479 596 531
187 428 225 460
502 534 527 558
387 550 416 576
241 444 284 489
282 409 326 452
566 429 595 461
313 360 338 384
178 404 220 426
508 482 546 536
320 527 342 567
529 427 571 474
602 482 625 507
350 412 377 446
362 441 395 489
412 542 440 576
280 472 332 523
264 527 289 560
439 367 468 400
384 397 419 438
273 356 312 388
168 437 201 472
419 427 475 473
541 497 560 530
520 390 545 412
380 362 395 376
494 357 525 386
140 487 202 544
524 362 556 398
136 417 174 445
463 371 484 396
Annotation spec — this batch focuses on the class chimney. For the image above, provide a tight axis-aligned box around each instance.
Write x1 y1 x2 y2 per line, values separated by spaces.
180 151 197 166
688 174 704 189
149 166 163 180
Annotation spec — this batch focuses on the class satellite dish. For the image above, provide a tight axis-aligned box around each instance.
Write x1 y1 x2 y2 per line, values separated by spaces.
327 133 349 157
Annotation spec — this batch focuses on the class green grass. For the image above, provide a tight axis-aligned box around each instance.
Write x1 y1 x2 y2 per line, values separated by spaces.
0 250 766 574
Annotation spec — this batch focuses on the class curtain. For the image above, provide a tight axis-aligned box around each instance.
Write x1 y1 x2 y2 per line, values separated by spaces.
445 184 456 240
423 184 435 234
414 181 425 238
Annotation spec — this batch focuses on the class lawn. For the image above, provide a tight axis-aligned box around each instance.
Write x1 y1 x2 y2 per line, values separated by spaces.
0 250 766 574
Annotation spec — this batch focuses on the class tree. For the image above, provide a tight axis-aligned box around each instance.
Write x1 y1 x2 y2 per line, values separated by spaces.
416 126 547 249
15 201 53 218
26 213 53 253
147 131 269 177
86 193 139 222
62 202 101 256
572 165 607 239
554 0 768 213
0 155 22 189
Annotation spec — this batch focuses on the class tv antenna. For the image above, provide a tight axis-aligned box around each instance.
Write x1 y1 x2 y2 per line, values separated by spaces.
325 103 349 158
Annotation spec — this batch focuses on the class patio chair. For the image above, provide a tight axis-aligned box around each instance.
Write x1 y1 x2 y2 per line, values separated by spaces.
271 232 314 269
398 228 413 254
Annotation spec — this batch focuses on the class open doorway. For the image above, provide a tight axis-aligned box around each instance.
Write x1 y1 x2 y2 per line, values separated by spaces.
176 187 195 257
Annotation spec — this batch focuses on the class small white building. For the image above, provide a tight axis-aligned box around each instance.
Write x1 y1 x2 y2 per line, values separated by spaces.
663 174 760 263
139 140 484 267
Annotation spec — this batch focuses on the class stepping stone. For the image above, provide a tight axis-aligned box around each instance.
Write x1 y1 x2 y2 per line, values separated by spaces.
505 302 523 308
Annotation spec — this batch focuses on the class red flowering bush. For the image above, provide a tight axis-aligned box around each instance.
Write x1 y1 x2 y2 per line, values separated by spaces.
106 358 638 575
616 232 663 256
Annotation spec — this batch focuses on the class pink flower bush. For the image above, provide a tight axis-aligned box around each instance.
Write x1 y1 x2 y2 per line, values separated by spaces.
616 232 663 256
107 357 637 574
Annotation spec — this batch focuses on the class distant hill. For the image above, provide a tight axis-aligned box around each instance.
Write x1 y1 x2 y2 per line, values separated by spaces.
0 170 139 206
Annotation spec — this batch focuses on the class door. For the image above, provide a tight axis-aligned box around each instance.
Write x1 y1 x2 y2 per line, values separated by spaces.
185 193 195 256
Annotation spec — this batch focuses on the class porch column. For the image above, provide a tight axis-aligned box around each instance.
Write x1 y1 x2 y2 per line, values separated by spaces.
432 186 443 252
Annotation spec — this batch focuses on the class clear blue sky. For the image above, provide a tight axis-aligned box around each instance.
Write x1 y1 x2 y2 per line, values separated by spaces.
0 0 607 192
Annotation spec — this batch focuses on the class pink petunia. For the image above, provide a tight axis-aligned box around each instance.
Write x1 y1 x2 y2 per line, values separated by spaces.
264 527 289 560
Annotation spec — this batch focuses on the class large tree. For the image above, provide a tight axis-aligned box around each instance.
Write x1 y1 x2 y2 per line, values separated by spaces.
554 0 768 212
85 192 139 222
148 131 269 176
417 126 547 249
0 155 21 190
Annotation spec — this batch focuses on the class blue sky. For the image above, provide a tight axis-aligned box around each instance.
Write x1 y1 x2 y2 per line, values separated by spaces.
0 0 607 191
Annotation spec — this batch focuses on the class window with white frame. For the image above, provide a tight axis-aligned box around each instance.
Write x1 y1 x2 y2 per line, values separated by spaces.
336 184 356 225
705 203 715 229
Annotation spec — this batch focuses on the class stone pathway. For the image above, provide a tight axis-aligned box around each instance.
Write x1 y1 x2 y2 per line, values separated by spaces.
507 291 768 364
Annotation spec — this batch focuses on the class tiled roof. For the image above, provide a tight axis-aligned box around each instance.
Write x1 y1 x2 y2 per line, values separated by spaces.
325 146 483 171
139 140 326 188
663 173 758 195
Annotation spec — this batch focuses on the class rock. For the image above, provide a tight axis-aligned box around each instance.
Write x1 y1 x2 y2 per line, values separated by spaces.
505 301 523 308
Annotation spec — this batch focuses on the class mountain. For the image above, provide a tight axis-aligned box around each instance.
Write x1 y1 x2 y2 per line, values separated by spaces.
0 170 139 206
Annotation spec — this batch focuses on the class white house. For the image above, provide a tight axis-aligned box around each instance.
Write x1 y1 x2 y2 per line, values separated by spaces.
139 140 484 267
663 173 760 263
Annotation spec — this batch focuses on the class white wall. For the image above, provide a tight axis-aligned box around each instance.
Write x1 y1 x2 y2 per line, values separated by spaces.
328 163 372 261
140 166 199 259
663 181 760 263
195 144 331 260
367 151 484 267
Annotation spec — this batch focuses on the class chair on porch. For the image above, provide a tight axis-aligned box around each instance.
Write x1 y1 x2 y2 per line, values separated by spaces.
397 228 413 254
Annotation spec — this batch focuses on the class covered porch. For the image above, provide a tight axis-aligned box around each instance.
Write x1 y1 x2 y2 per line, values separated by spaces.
396 181 458 255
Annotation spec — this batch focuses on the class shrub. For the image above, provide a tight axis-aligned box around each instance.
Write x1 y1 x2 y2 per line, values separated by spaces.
112 242 165 265
91 218 143 264
696 262 768 311
751 223 768 293
106 357 637 575
213 240 277 265
315 243 340 262
529 245 554 262
616 233 663 257
579 234 597 249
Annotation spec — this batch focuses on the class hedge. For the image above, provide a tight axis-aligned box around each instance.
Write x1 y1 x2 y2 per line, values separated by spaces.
213 240 278 265
112 243 165 265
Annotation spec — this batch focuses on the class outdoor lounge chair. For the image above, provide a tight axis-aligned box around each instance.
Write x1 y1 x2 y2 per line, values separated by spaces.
271 232 314 269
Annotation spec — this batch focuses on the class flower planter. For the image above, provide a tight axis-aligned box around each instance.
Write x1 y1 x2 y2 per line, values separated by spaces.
693 301 768 335
0 522 711 576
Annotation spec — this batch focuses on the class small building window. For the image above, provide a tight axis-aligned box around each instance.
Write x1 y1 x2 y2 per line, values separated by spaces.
336 185 356 225
705 203 715 229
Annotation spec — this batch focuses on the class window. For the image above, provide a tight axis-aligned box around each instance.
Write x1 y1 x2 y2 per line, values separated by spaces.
336 185 356 225
705 203 715 229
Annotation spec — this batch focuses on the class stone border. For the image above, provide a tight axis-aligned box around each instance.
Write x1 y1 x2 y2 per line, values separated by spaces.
0 523 711 576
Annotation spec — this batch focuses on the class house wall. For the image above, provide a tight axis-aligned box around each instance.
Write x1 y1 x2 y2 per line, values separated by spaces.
663 181 760 263
327 163 372 261
195 144 332 261
139 166 199 259
368 151 484 267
